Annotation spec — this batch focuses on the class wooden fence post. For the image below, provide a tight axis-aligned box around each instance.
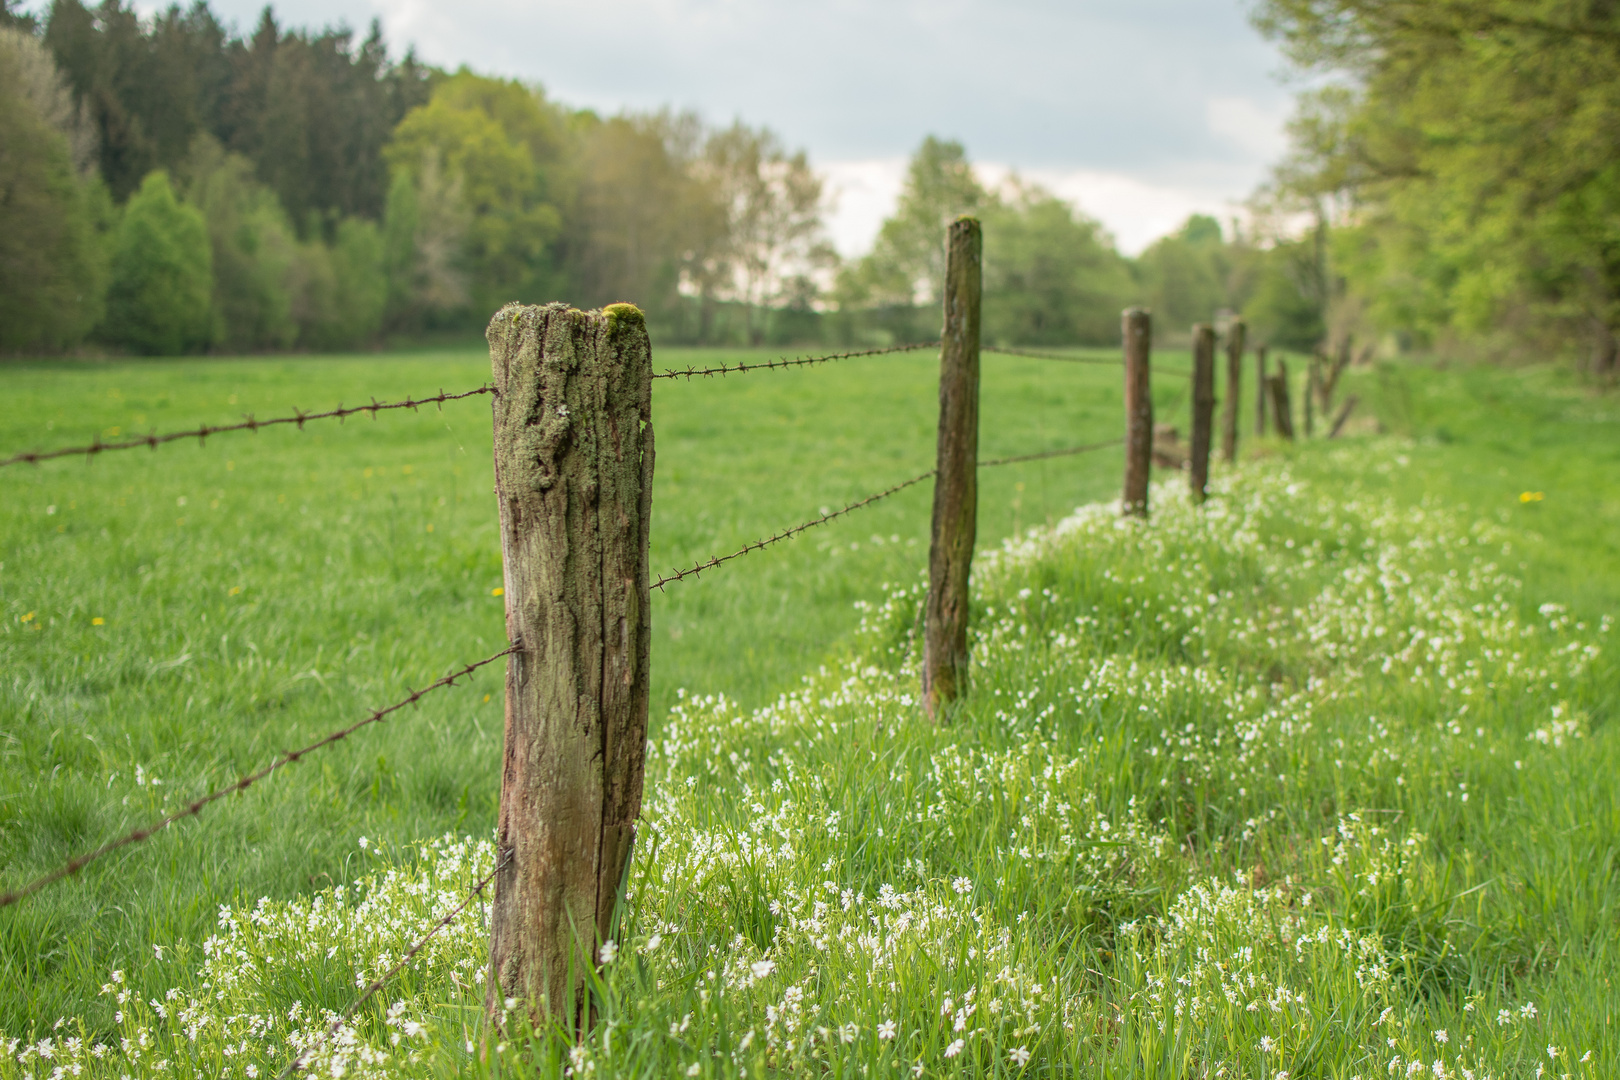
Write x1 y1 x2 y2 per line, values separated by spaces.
922 217 981 720
1269 358 1295 440
1221 318 1245 463
484 301 655 1033
1189 324 1216 503
1122 307 1153 516
1255 344 1269 437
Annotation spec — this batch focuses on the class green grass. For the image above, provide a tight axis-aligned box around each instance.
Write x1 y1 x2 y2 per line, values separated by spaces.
0 342 1168 1031
2 348 1618 1080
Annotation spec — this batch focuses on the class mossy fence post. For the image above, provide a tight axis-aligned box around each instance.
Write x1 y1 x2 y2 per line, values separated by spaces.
1255 344 1269 437
1269 357 1295 440
1221 317 1245 463
1189 323 1216 503
922 217 981 720
484 301 655 1034
1122 307 1153 516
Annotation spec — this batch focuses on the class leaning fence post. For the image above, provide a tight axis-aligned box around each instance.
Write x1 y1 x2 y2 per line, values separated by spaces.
1189 323 1216 503
1122 308 1153 516
1269 357 1295 440
485 302 655 1034
1221 318 1245 463
922 217 981 720
1255 344 1269 437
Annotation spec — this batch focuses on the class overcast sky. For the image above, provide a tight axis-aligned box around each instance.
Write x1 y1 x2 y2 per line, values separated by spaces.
123 0 1296 255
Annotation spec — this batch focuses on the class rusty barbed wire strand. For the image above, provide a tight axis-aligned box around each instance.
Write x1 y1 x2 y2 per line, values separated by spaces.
0 385 497 469
651 341 940 381
279 850 509 1079
982 344 1190 379
651 437 1123 592
0 644 518 910
652 469 936 591
980 437 1125 468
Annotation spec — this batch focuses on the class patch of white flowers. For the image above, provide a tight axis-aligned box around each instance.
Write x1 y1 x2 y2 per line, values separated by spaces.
2 446 1605 1078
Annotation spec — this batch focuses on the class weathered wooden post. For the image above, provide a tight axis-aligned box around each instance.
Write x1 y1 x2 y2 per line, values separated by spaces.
1122 308 1153 516
1189 324 1216 503
1269 357 1295 440
1221 318 1245 463
1255 345 1269 437
922 217 981 720
485 302 655 1033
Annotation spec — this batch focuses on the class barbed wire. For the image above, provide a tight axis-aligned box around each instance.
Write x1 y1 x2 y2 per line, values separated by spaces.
0 644 518 909
0 385 496 470
652 468 936 590
982 345 1190 379
650 437 1123 592
279 850 509 1079
981 437 1125 468
651 341 940 381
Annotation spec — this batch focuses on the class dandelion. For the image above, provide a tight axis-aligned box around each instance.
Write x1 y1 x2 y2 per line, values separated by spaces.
492 587 504 596
944 1039 964 1058
1010 1046 1031 1066
878 1021 897 1040
599 940 618 964
92 617 104 626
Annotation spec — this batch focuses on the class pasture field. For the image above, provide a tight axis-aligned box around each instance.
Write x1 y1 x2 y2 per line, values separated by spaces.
1 347 1618 1080
0 342 1154 1031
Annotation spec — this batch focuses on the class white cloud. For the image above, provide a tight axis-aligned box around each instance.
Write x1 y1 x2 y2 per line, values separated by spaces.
822 159 1255 260
1205 96 1291 162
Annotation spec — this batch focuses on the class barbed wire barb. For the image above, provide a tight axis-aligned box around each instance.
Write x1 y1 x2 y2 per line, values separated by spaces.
279 850 509 1079
652 341 940 381
1 384 498 469
0 644 518 909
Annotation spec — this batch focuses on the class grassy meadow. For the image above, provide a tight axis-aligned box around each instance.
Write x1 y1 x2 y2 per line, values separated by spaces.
1 343 1618 1080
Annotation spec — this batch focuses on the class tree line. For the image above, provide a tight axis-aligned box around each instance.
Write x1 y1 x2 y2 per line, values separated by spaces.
1 0 1326 357
1252 0 1620 372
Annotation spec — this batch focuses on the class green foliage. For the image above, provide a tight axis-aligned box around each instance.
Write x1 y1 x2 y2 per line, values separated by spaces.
41 0 428 218
385 71 567 320
0 26 105 352
1136 213 1260 337
181 136 298 351
1254 0 1620 367
981 180 1135 345
837 136 987 314
102 170 212 355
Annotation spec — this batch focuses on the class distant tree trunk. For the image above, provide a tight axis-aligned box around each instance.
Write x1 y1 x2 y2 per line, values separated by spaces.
1593 318 1617 377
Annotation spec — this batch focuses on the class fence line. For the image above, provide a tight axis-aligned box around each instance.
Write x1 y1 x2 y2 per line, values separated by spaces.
0 645 517 909
982 344 1191 379
649 438 1123 594
0 385 496 469
651 341 939 381
280 851 509 1079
